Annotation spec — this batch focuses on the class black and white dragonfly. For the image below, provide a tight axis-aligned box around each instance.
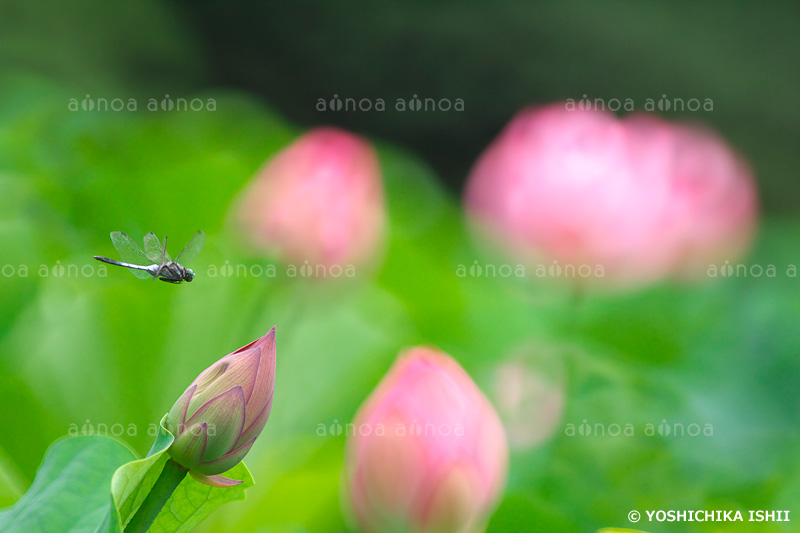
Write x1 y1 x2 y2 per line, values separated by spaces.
94 231 205 283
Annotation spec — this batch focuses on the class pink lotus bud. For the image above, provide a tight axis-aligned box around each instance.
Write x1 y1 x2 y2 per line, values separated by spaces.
464 104 757 287
237 127 386 268
165 328 276 487
345 347 508 533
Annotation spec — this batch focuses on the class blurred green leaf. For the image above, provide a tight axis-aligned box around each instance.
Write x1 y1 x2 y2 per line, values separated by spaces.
0 436 135 533
0 448 26 509
375 145 467 345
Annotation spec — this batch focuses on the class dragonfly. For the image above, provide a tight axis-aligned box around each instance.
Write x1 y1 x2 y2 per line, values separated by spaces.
94 231 205 283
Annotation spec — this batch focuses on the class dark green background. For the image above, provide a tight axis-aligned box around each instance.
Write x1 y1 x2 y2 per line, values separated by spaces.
183 1 800 208
3 1 799 207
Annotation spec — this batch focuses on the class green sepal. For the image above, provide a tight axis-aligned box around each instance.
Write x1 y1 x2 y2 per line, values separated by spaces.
98 414 177 531
101 414 255 533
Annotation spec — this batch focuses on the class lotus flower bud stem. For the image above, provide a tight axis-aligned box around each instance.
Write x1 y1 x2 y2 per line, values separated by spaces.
125 458 188 533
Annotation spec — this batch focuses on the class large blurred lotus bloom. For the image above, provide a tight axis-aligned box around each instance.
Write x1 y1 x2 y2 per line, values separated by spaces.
238 127 386 268
464 104 757 287
345 347 508 533
165 328 276 487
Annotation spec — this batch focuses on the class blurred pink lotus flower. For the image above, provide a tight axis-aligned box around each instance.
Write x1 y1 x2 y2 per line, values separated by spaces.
238 127 386 268
345 347 508 533
493 344 566 451
166 328 276 487
464 104 757 287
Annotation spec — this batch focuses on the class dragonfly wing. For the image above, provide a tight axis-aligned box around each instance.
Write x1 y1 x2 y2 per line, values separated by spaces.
174 231 206 264
143 232 168 263
160 235 171 264
110 232 157 279
128 268 154 280
111 231 154 264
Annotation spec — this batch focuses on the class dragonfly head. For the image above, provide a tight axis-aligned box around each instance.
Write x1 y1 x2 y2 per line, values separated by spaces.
185 268 195 282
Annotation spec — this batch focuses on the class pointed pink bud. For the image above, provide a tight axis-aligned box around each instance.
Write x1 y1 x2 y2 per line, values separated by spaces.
165 328 276 484
189 471 243 488
464 104 757 288
237 127 386 269
344 347 508 533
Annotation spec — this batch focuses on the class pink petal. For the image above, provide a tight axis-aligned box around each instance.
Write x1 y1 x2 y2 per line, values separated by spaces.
236 394 272 448
195 438 256 476
189 471 243 488
186 386 246 462
166 385 196 434
243 329 276 431
169 422 208 469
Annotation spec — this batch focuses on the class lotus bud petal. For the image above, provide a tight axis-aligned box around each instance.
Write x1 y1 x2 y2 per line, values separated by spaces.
184 386 245 461
190 472 243 488
165 328 276 485
193 438 256 476
345 347 508 532
169 422 208 469
237 127 386 269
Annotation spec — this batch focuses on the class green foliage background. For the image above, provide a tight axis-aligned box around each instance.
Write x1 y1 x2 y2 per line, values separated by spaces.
0 1 798 532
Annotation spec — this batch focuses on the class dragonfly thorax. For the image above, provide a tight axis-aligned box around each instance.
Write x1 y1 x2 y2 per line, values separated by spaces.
157 261 195 283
